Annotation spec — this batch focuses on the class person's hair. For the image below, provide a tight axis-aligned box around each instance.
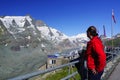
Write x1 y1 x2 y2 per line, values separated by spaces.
87 26 98 36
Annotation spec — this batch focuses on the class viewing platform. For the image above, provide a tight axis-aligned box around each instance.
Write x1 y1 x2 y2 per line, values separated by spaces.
108 61 120 80
102 50 120 80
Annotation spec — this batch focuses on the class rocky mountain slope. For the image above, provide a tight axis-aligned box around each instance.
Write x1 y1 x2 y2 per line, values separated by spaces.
0 16 88 79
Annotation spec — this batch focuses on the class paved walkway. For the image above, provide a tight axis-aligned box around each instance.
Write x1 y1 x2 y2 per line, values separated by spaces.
107 61 120 80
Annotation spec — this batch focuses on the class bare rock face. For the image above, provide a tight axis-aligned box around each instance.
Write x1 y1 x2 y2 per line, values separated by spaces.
0 45 47 79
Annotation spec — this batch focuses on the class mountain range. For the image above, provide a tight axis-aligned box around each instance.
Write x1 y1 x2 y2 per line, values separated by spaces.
0 16 88 79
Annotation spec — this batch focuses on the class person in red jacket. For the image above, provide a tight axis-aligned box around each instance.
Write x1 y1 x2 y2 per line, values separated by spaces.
86 26 106 80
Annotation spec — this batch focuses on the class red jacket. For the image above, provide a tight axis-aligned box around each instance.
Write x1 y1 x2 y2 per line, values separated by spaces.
85 36 106 72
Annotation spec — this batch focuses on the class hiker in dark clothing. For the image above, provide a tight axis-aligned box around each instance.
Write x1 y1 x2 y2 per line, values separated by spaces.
71 49 87 80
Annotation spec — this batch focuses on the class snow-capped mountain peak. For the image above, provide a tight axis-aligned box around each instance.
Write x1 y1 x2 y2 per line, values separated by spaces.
37 26 68 41
0 16 33 28
71 33 89 41
0 15 88 51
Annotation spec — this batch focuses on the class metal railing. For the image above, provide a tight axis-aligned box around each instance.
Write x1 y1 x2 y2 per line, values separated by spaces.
8 61 79 80
9 48 120 80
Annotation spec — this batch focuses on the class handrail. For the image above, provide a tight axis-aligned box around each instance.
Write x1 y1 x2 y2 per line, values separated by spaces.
9 49 120 80
106 51 118 63
8 61 79 80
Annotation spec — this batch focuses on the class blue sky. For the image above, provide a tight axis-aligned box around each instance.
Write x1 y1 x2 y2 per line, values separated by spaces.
0 0 120 37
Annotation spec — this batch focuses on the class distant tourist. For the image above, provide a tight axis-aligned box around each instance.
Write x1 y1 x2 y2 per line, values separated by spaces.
85 26 106 80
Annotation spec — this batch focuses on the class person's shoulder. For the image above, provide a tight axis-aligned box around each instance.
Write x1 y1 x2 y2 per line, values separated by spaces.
92 37 103 47
91 36 100 42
